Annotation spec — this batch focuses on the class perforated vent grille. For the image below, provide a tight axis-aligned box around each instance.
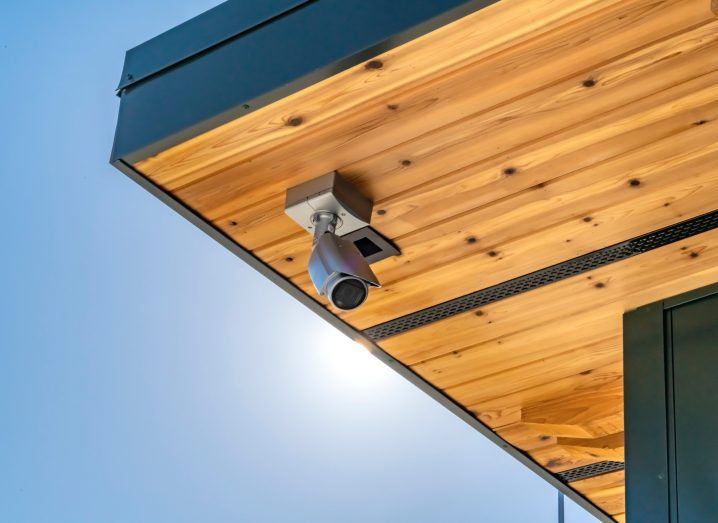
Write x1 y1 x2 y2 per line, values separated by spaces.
556 461 625 483
365 211 718 340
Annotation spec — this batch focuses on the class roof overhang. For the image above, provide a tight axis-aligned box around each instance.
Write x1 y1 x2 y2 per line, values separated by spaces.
111 1 718 521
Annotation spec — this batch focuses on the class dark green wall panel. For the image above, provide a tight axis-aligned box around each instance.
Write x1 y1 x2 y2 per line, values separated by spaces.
624 283 718 523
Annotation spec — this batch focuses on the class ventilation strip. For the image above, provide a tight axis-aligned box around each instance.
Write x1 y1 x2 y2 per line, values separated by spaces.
364 210 718 341
556 461 625 483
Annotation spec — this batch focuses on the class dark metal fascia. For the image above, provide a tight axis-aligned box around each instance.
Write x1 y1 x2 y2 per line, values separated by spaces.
110 158 615 523
111 0 502 165
117 0 313 91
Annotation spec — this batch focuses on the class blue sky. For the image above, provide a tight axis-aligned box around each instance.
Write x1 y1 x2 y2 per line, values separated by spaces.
0 1 597 521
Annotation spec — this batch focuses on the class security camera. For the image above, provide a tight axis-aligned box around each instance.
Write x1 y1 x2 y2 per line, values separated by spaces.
307 211 379 310
285 172 398 310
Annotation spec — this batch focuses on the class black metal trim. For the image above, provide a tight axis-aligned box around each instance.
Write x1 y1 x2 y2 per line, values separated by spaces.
364 210 718 341
110 158 615 523
117 0 313 91
557 461 625 483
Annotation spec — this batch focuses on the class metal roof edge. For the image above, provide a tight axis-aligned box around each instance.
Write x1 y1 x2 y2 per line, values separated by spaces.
116 0 313 92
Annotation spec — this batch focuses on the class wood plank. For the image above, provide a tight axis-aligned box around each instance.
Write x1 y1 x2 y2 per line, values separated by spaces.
495 423 559 451
411 307 620 390
522 380 624 436
338 124 718 327
136 0 629 187
445 337 621 407
405 234 718 484
245 23 718 259
530 443 623 472
367 47 718 240
469 361 623 429
483 381 624 442
426 236 718 406
297 139 718 314
571 471 626 517
573 469 626 493
218 18 718 255
169 0 715 223
381 230 718 365
495 423 623 451
256 68 718 279
557 431 624 450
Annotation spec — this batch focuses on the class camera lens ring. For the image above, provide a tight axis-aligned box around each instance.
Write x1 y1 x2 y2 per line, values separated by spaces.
327 275 368 310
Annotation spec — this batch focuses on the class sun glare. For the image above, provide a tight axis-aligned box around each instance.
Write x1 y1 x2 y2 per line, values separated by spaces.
315 326 394 390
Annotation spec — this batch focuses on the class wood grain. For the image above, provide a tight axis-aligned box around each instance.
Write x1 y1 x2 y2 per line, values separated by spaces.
468 361 624 429
135 0 631 188
572 471 626 517
338 121 718 326
245 22 718 258
381 231 718 365
171 0 715 222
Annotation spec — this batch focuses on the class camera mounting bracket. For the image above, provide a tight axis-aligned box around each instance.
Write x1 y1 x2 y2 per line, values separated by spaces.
285 172 400 264
285 171 372 236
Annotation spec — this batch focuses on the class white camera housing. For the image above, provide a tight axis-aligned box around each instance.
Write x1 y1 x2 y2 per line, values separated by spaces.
285 172 397 310
307 212 380 310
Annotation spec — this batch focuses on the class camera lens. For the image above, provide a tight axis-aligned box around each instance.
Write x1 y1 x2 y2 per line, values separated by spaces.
330 277 368 310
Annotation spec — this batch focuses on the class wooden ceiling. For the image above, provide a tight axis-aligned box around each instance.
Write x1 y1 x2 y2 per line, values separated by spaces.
131 0 718 519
